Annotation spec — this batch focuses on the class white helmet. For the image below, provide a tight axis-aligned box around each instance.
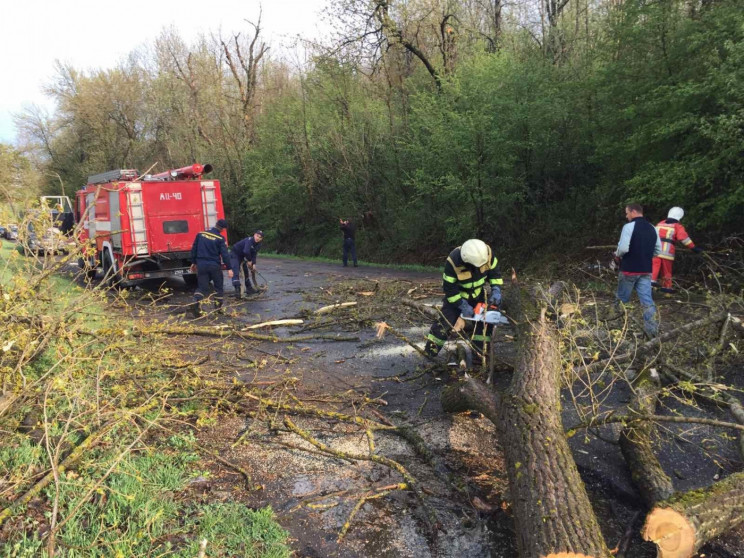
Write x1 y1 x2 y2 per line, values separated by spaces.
461 239 490 267
667 207 684 220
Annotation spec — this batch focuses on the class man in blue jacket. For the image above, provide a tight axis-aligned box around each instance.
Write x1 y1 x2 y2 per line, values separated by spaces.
230 230 264 298
612 203 662 338
189 219 233 317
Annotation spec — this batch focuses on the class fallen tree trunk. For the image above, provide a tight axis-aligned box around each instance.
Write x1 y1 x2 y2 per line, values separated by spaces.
618 369 675 507
642 471 744 558
616 363 744 556
443 283 611 557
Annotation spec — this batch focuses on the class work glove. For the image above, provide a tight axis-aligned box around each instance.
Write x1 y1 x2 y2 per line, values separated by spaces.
458 299 474 318
488 286 502 307
692 246 704 254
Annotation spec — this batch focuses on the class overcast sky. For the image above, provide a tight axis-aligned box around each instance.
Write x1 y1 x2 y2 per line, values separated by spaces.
0 0 328 143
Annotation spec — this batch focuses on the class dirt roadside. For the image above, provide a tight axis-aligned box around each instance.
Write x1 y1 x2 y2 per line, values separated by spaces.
110 256 743 558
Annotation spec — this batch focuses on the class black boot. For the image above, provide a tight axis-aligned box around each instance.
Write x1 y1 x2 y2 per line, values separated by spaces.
424 340 441 358
190 301 202 318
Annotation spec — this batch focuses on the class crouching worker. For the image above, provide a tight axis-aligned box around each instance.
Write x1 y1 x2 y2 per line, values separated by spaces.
189 219 233 318
424 239 503 358
230 230 264 298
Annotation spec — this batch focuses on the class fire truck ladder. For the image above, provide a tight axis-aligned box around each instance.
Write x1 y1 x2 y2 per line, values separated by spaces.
200 183 218 229
126 186 150 255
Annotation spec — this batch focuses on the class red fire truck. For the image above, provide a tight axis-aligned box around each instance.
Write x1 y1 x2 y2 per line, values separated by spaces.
76 164 226 286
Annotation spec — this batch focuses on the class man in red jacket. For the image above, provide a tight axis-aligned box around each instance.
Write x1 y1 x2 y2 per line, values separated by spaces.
652 207 703 293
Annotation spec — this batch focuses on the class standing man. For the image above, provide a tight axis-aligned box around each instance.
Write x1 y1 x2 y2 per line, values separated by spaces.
424 239 503 358
612 203 662 338
189 219 233 318
652 207 702 293
339 218 357 267
230 230 264 298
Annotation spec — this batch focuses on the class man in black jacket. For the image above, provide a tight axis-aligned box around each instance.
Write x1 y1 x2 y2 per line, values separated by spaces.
230 230 264 298
189 219 233 317
340 218 357 267
613 203 662 338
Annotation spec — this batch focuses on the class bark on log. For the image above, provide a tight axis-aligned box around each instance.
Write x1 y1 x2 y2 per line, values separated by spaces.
498 311 611 558
443 283 612 557
642 471 744 558
618 369 675 507
441 375 501 425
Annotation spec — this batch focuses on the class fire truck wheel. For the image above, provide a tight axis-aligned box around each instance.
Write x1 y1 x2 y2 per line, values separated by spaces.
102 252 120 288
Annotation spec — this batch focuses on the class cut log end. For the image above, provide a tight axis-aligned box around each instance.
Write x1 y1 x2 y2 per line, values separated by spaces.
642 507 696 558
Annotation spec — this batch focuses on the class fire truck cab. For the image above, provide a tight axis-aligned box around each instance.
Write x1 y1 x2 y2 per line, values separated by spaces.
76 164 226 286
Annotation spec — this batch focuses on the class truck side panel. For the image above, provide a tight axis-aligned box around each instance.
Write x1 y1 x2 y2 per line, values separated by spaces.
140 181 223 253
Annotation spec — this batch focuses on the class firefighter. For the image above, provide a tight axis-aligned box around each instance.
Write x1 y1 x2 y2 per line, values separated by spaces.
189 219 233 317
612 203 661 338
652 207 703 293
424 239 503 358
230 230 264 298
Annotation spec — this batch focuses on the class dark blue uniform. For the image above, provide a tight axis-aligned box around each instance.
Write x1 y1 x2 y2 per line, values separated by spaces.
425 245 502 357
190 227 230 313
230 236 262 294
340 221 357 267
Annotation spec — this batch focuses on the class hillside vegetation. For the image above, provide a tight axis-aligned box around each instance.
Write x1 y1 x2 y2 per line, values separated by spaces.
9 0 742 264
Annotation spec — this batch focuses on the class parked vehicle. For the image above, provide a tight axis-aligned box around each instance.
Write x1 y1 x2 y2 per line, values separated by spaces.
76 164 226 286
5 224 18 241
0 225 6 238
21 224 72 255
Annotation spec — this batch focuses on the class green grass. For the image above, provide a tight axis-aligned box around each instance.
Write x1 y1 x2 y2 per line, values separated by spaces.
1 239 290 558
3 451 290 558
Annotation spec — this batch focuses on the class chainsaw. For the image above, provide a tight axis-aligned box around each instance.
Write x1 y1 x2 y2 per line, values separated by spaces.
461 303 509 325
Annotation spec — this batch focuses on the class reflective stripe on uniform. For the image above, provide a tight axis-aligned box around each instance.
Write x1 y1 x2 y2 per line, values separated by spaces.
490 257 498 269
199 232 222 240
489 278 504 285
461 287 482 299
447 293 462 303
459 277 486 290
443 273 457 284
427 334 446 346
